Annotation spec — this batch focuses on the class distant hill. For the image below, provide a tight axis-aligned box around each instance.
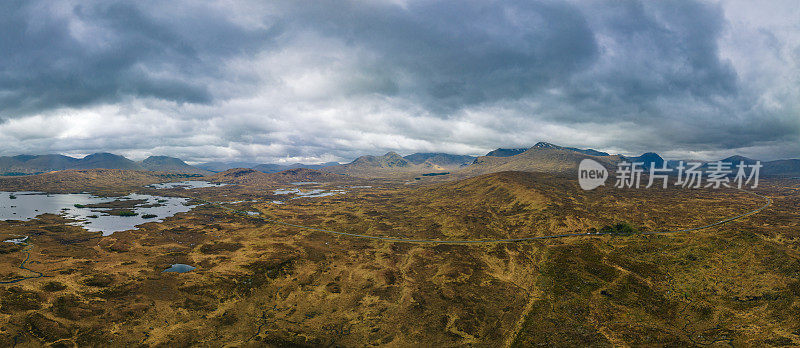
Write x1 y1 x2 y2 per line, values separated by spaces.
0 154 79 174
0 169 200 193
250 164 287 173
569 148 610 157
211 167 348 186
351 152 410 168
661 155 800 177
325 144 620 179
460 144 622 177
22 154 80 172
264 168 348 183
721 155 758 165
484 143 610 159
213 168 261 178
252 162 340 173
0 153 210 175
762 159 800 177
422 171 551 211
141 156 212 175
209 168 269 185
1 147 797 180
196 161 340 173
622 152 665 168
694 155 799 176
324 152 460 178
403 153 476 167
532 142 612 157
195 161 261 172
324 152 415 178
70 153 144 170
485 148 528 157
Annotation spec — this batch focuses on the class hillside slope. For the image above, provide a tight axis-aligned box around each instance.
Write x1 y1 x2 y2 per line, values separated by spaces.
0 153 210 175
459 145 621 178
252 162 340 173
323 152 437 178
0 169 200 193
211 168 349 186
485 148 528 157
141 156 212 175
403 153 475 167
763 159 800 176
71 153 144 170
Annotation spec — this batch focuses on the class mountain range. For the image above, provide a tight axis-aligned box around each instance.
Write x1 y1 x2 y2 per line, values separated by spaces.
320 142 625 179
321 142 800 179
196 161 341 173
622 152 666 168
459 142 623 178
323 152 477 177
484 148 528 157
1 144 798 179
0 153 211 176
403 153 476 167
209 167 348 185
199 152 476 175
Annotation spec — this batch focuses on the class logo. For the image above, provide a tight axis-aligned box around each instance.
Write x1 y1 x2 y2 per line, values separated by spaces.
577 159 761 191
578 159 608 190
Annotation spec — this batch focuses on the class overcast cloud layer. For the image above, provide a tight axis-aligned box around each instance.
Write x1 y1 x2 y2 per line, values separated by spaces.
0 0 798 163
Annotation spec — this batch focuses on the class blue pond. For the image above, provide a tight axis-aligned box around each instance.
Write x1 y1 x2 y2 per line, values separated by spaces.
162 264 196 273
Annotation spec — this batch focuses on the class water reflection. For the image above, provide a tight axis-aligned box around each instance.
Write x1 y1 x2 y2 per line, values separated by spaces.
273 188 346 199
3 236 28 244
0 192 194 236
163 264 196 273
147 181 227 189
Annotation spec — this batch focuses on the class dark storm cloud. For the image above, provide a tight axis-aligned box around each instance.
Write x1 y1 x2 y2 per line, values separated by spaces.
598 1 737 98
509 1 798 155
275 0 599 109
0 0 277 117
545 0 739 122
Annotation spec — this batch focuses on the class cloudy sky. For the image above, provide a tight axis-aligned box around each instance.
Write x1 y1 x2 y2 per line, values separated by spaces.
1 0 798 163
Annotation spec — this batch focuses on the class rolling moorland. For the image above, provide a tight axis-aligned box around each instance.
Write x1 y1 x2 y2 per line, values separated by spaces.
0 143 797 346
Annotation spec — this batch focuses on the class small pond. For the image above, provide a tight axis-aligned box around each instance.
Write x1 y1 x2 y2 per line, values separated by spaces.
163 264 196 273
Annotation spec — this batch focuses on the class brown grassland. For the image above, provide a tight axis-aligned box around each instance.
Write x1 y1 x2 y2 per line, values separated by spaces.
0 170 797 346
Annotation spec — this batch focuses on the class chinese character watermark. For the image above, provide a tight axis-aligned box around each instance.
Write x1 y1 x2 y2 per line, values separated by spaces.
579 159 762 190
